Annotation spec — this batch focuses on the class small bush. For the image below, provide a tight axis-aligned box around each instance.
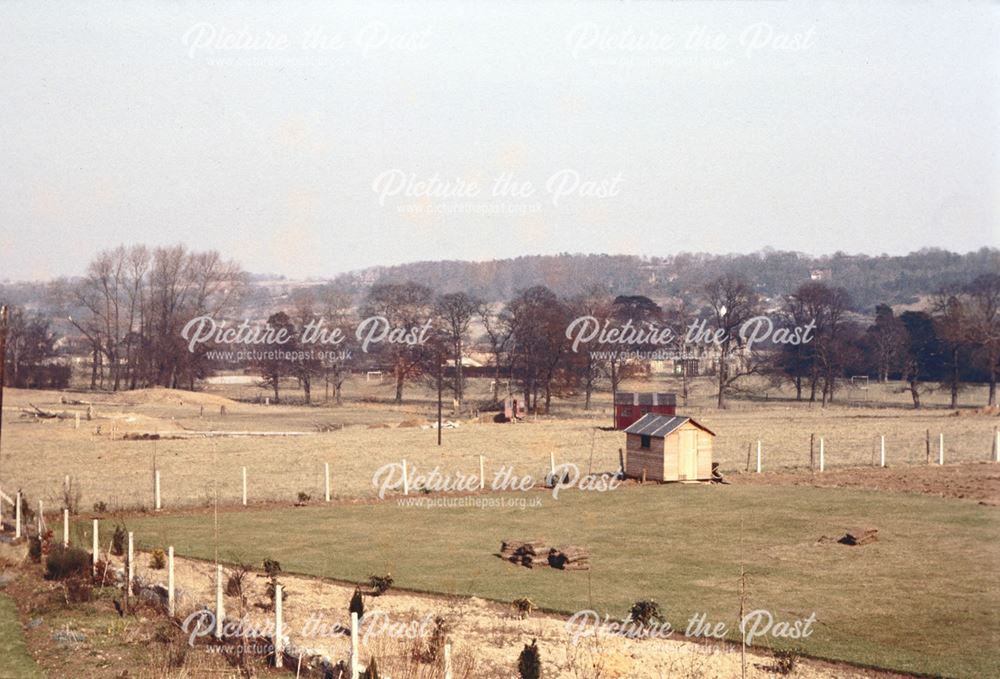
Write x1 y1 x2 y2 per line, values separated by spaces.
46 545 91 580
349 588 365 621
412 616 450 664
64 576 94 603
512 597 535 619
518 639 541 679
368 573 393 595
111 524 127 556
361 656 381 679
773 650 797 675
261 558 286 610
28 536 43 563
150 548 166 570
93 501 108 513
628 599 662 627
297 491 311 503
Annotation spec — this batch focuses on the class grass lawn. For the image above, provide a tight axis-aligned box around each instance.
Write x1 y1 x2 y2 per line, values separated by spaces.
0 592 43 679
116 485 1000 679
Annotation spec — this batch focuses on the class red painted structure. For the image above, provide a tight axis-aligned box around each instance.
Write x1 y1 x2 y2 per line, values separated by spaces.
614 392 677 430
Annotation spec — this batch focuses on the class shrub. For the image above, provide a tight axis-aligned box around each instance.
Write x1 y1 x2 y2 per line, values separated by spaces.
517 639 541 679
412 616 450 664
361 656 380 679
28 535 43 563
93 501 108 513
261 558 287 610
150 548 166 570
773 650 797 675
46 545 91 580
111 524 127 556
349 588 365 621
628 599 662 627
64 576 94 603
297 491 311 503
368 573 393 595
512 597 535 619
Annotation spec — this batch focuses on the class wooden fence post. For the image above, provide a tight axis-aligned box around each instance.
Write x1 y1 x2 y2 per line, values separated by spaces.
215 564 225 639
92 519 99 574
167 546 175 617
274 583 283 668
809 433 815 470
127 531 134 609
15 491 21 539
350 610 360 679
995 428 999 463
242 467 248 506
324 462 331 502
925 429 930 464
63 508 69 547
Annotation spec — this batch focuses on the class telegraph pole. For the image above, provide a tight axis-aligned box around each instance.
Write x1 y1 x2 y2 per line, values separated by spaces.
437 351 443 446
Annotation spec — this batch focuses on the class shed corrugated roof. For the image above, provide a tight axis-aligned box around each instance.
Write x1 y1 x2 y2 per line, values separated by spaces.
623 413 715 437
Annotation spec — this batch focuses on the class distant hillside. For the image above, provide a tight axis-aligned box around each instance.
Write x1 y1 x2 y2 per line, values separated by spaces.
327 248 1000 311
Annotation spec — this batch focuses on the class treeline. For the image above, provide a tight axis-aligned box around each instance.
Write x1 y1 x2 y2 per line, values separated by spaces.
2 244 998 411
327 248 1000 310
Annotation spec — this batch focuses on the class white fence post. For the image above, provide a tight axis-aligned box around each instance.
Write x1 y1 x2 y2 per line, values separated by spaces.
63 508 69 547
92 519 99 574
127 532 135 594
215 564 225 639
479 455 485 490
15 491 21 539
167 546 175 616
324 462 331 502
155 470 162 511
0 485 3 526
402 459 409 495
996 430 1000 463
274 584 284 668
75 412 80 429
37 500 43 535
350 610 360 679
242 466 247 506
444 642 453 679
550 452 556 477
756 440 762 474
880 435 886 468
819 438 825 472
939 433 944 465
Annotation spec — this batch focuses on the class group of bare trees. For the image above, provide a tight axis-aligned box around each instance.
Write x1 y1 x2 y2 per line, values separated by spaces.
53 244 247 391
775 274 1000 408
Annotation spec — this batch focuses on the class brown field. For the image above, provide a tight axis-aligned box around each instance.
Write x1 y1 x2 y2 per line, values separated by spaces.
0 376 996 512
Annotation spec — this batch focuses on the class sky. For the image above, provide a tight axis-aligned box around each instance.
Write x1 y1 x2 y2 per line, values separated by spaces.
1 1 998 281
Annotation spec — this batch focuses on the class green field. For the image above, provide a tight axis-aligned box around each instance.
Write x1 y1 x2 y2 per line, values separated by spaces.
117 485 1000 679
0 592 42 679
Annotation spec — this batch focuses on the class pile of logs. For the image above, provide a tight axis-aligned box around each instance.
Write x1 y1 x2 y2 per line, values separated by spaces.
547 546 591 570
499 539 591 571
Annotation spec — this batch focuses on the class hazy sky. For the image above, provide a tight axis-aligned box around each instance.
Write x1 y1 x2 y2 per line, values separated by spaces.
1 1 997 281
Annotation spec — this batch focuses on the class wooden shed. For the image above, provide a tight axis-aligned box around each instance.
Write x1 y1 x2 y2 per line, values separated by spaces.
623 413 715 482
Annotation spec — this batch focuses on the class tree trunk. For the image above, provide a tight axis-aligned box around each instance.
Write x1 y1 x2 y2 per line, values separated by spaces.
909 379 921 409
795 376 802 401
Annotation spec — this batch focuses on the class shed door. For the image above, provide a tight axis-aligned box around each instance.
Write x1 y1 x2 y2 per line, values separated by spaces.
680 429 697 479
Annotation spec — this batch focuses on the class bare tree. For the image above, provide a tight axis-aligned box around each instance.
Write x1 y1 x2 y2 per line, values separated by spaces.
965 273 1000 405
434 292 480 411
477 302 513 402
362 282 435 403
703 275 761 409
